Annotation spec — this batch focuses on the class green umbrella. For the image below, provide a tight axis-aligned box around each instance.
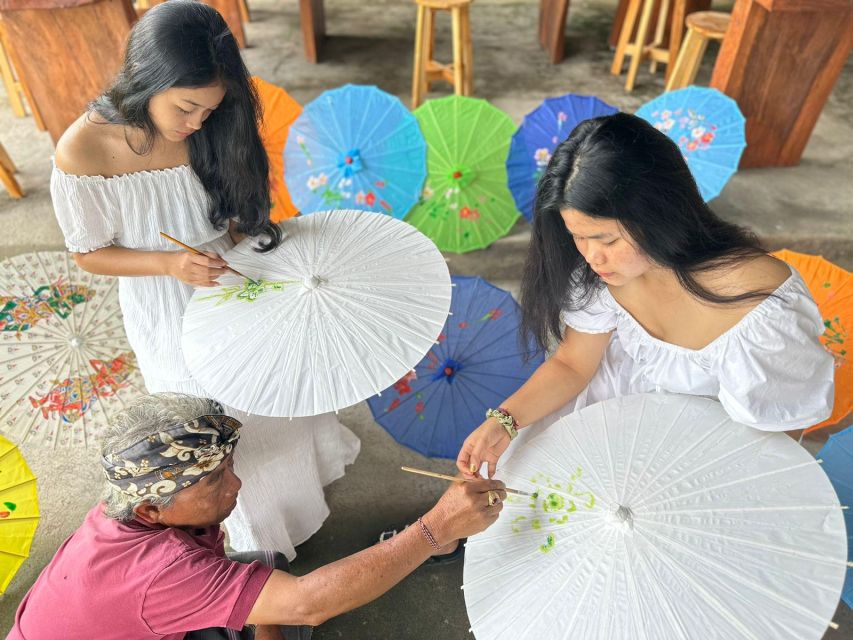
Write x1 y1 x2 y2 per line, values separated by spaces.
407 96 519 253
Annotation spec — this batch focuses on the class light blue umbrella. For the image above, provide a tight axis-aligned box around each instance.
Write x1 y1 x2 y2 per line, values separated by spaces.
636 86 746 202
816 425 853 609
367 275 544 459
284 84 427 218
507 94 618 222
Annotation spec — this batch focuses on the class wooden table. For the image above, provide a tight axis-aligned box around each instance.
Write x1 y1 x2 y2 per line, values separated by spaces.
710 0 853 168
0 0 135 144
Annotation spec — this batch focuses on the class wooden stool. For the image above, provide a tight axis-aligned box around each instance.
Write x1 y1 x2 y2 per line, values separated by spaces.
411 0 473 109
0 23 45 130
0 142 23 199
610 0 713 91
665 11 729 90
611 0 674 91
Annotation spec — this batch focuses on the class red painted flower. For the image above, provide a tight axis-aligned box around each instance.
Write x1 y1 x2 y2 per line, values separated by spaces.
415 400 425 413
686 140 699 152
701 132 715 144
365 192 377 206
459 207 480 220
375 180 386 188
458 321 469 329
379 199 392 212
387 398 401 412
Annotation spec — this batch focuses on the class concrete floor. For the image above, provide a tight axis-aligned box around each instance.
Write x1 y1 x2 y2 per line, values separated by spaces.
0 0 851 637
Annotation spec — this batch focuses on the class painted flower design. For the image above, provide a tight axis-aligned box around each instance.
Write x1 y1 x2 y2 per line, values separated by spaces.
306 173 328 191
534 148 552 167
459 206 480 220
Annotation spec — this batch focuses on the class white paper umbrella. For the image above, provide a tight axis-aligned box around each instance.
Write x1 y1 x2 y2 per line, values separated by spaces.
0 252 145 448
463 394 848 640
182 209 452 417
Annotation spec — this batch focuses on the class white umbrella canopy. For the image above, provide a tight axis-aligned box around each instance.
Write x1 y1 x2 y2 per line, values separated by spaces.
182 209 452 417
0 252 144 447
463 393 848 640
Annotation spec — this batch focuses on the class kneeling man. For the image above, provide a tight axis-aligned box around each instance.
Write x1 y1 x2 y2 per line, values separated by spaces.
10 393 505 639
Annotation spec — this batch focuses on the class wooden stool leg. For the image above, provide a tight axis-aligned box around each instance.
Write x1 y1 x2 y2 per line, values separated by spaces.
425 8 436 92
0 38 25 118
238 0 250 23
611 0 641 75
664 28 708 91
412 4 428 108
461 5 473 95
451 7 464 96
0 143 16 173
0 145 23 199
650 0 671 74
625 0 655 91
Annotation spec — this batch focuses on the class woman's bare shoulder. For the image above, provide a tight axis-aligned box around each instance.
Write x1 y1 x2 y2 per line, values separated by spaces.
701 254 792 302
55 113 124 177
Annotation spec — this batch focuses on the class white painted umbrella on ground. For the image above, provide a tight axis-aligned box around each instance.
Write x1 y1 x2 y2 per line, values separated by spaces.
182 209 452 417
463 393 849 640
0 252 144 448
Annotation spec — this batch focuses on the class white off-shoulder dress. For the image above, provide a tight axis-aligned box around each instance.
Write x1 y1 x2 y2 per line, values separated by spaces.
51 163 360 560
508 268 835 455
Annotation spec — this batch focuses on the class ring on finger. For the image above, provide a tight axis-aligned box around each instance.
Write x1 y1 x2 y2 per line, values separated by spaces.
487 490 501 507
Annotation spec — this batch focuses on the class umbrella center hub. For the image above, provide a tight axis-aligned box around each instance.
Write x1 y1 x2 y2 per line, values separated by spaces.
68 335 86 350
337 149 363 177
448 166 476 188
432 358 463 383
302 275 324 290
607 504 635 532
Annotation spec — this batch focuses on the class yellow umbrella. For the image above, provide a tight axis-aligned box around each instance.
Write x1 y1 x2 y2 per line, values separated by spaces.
0 434 39 592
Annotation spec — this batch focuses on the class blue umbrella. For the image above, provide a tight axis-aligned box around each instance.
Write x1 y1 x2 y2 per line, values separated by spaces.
367 275 544 459
636 86 746 202
284 84 427 219
507 94 618 222
816 425 853 609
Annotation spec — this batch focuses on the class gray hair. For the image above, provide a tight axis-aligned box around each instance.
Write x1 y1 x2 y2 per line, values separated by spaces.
100 392 224 521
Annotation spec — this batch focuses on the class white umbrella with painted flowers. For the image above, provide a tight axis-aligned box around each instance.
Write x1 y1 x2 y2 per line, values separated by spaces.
0 252 144 447
463 393 848 640
182 209 452 418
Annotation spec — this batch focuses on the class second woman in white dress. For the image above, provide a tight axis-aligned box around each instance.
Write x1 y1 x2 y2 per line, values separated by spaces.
457 113 834 477
51 1 359 560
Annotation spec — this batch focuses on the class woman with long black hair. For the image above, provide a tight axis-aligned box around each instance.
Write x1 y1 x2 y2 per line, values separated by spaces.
52 0 359 559
457 112 834 478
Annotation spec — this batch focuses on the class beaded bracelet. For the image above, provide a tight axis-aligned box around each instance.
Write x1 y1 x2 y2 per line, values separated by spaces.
417 517 440 550
486 407 519 440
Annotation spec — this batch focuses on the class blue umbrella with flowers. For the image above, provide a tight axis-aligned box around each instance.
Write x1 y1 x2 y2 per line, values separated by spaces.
368 275 544 458
284 84 427 219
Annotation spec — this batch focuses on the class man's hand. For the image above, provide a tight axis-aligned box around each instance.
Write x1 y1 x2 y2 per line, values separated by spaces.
423 478 506 547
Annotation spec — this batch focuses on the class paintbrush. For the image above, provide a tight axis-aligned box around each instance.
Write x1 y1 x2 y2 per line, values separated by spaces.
159 231 254 282
401 466 531 496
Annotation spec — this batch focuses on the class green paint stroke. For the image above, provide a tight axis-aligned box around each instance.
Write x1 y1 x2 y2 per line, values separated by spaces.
200 279 295 305
539 534 556 553
511 469 597 552
3 502 15 511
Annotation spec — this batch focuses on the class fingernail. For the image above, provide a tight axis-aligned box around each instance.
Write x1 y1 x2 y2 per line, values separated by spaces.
469 463 477 473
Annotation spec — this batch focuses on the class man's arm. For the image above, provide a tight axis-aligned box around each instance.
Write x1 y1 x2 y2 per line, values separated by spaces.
246 479 505 627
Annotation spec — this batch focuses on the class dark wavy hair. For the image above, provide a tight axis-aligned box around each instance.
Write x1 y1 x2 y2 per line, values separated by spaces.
521 112 767 352
90 0 280 251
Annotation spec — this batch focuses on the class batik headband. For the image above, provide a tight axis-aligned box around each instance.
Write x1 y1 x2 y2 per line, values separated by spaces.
101 414 242 501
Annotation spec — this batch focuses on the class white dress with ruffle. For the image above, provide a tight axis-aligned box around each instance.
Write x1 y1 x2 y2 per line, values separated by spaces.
51 163 360 560
507 268 835 456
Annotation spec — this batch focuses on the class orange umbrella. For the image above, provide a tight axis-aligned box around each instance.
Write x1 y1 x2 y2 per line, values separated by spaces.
252 76 302 223
773 249 851 431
